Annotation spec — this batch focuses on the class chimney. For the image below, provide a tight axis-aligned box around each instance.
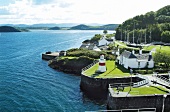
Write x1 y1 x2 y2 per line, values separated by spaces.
139 49 142 55
132 50 135 54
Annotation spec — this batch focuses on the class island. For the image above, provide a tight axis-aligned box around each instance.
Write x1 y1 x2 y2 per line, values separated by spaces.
0 26 28 32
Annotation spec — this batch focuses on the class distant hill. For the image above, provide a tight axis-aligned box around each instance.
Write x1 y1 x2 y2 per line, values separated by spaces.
0 23 80 28
115 5 170 43
70 24 90 30
48 26 61 30
0 26 24 32
69 24 119 30
0 23 119 31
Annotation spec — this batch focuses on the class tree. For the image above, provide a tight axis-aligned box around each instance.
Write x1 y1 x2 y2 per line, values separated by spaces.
161 31 170 43
103 30 108 34
153 51 170 68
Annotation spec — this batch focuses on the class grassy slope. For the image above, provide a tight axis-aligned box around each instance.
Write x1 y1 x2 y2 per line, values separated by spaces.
83 61 130 78
143 45 170 53
113 86 169 95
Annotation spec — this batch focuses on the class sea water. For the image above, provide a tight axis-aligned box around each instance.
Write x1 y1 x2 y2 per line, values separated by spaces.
0 30 114 112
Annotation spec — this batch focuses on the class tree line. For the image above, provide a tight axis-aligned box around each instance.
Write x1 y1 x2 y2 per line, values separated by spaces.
115 5 170 43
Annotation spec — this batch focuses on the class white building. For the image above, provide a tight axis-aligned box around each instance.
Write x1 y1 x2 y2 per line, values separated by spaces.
98 35 113 46
79 43 101 51
117 50 154 69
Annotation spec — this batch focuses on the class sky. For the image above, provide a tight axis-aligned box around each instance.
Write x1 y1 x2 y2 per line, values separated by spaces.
0 0 170 25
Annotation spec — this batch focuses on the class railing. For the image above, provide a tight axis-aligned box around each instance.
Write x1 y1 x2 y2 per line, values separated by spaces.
153 74 170 86
109 83 131 88
81 60 99 73
133 74 149 87
91 108 156 112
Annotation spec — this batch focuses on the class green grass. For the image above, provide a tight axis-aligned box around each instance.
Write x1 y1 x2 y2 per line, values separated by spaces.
143 45 170 53
83 61 130 78
113 86 169 95
60 56 77 59
115 41 139 50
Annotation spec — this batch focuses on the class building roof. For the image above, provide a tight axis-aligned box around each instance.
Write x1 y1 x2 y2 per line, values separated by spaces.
88 44 95 50
80 45 89 49
135 54 152 61
121 50 137 58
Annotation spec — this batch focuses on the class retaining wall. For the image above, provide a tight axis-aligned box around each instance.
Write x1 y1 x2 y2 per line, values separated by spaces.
107 93 170 112
80 74 142 100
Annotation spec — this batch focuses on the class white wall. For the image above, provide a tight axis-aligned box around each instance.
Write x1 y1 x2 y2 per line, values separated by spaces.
98 38 109 46
148 60 154 68
127 59 138 69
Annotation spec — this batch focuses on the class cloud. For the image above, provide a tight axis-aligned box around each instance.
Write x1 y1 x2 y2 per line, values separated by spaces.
0 0 170 24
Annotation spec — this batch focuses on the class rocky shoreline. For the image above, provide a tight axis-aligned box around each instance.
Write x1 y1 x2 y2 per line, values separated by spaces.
48 56 94 75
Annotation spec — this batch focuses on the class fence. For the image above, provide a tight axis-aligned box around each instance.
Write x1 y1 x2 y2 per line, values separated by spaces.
154 74 170 86
81 60 99 73
133 74 149 87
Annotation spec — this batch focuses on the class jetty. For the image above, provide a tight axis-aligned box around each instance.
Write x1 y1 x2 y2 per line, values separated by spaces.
42 52 59 60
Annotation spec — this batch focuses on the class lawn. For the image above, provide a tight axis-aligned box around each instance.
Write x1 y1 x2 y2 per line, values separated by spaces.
83 61 130 78
60 56 77 59
113 86 169 95
143 45 170 53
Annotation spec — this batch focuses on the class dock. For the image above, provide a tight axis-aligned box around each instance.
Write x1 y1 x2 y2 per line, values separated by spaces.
42 52 59 60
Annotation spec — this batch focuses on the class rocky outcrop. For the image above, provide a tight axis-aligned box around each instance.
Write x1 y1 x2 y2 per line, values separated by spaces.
48 56 94 75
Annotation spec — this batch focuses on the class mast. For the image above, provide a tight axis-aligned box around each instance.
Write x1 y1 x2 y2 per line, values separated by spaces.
133 29 134 43
145 30 146 44
127 32 129 43
150 31 152 43
124 30 126 42
133 23 135 43
121 27 122 41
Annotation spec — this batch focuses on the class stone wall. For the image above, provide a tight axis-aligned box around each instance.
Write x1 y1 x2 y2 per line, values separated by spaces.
80 74 142 100
42 54 57 60
107 94 170 112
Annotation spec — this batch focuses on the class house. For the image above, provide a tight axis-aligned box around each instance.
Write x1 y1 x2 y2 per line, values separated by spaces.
79 42 101 51
117 50 154 69
98 35 113 47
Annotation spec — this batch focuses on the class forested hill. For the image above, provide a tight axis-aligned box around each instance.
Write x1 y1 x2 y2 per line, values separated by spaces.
0 26 28 32
115 5 170 43
69 24 119 30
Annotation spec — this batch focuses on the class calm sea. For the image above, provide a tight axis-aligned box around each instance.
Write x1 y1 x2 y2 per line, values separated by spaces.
0 30 114 112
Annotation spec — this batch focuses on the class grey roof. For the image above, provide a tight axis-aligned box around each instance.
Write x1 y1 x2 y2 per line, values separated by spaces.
80 44 98 50
80 45 89 49
121 50 153 61
121 50 137 58
135 54 152 61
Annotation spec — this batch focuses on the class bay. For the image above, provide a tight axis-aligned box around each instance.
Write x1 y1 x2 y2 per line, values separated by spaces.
0 30 114 112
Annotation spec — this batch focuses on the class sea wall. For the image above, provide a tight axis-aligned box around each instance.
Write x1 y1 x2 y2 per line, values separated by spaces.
80 74 142 100
42 54 58 60
107 93 170 112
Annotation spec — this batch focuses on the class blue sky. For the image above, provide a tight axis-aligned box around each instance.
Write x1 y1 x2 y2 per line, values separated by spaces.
0 0 170 24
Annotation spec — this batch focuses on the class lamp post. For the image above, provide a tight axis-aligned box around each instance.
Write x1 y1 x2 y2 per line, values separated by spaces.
162 94 167 112
130 68 133 91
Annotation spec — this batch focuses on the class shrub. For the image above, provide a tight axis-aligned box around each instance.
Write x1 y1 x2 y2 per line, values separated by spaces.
66 48 115 60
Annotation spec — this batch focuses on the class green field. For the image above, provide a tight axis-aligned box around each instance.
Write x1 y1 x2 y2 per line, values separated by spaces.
83 61 130 78
113 86 169 95
143 45 170 53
